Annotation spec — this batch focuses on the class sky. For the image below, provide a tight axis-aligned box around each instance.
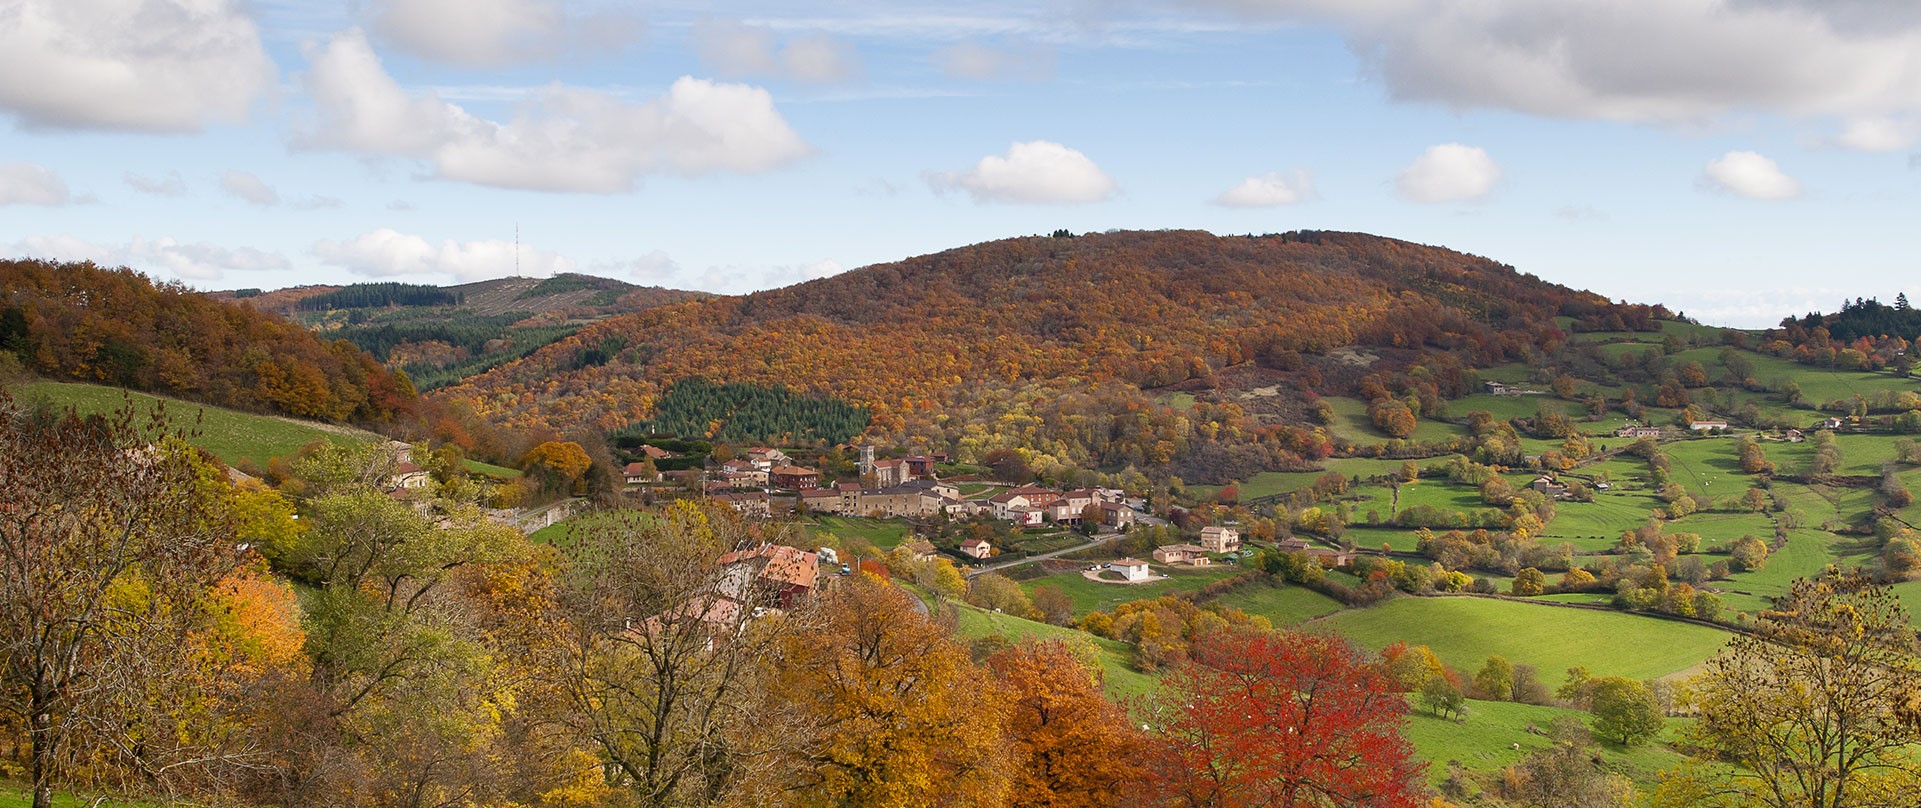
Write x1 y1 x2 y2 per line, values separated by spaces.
3 0 1920 327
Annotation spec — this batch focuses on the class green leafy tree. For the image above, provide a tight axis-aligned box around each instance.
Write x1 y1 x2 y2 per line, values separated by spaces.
1588 677 1664 746
1474 655 1515 701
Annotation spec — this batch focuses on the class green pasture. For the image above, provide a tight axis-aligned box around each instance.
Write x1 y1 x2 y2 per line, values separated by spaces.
808 515 912 550
1342 525 1425 552
1018 564 1245 617
1324 396 1469 445
1662 511 1777 545
7 380 373 468
1208 580 1345 625
1713 528 1847 614
1539 493 1663 548
1403 699 1690 789
1313 596 1731 687
950 603 1158 698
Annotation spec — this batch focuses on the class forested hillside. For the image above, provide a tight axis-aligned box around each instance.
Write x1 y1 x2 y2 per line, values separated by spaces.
442 230 1644 477
0 259 416 424
255 274 708 392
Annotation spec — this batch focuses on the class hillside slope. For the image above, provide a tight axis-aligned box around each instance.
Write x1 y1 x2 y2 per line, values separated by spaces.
0 259 416 424
440 230 1636 470
230 274 709 391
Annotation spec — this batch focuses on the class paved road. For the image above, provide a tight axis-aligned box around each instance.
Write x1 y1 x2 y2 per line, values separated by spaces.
966 531 1122 578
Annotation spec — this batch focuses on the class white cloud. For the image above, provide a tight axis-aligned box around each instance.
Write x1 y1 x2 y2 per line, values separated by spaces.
313 228 575 282
692 18 780 76
296 29 811 193
370 0 642 67
801 259 846 280
1396 144 1500 203
9 234 115 264
1701 150 1802 199
1833 117 1917 151
935 39 1057 81
124 170 188 197
219 170 280 206
692 19 861 83
1182 0 1921 125
592 250 680 282
929 140 1118 204
1213 170 1314 207
7 234 288 280
0 0 273 132
136 237 290 279
781 35 862 83
0 162 70 206
1654 286 1866 328
937 38 1060 80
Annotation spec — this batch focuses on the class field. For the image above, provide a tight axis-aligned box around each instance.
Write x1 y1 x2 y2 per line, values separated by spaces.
1017 564 1245 616
808 515 912 550
1207 580 1344 625
1313 596 1732 686
1714 528 1846 613
949 602 1159 698
1324 396 1468 444
7 380 372 468
1403 699 1689 789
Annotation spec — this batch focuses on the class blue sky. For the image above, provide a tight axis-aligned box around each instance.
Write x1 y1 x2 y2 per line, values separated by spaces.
3 0 1919 326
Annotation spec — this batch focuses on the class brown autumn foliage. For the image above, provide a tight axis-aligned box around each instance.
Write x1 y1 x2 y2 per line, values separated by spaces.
440 230 1620 468
0 259 416 424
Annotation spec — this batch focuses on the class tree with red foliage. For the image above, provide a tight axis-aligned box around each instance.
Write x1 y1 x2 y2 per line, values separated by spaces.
1216 484 1240 505
1144 628 1426 807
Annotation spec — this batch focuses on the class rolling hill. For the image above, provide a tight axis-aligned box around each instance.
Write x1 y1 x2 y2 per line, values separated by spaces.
438 230 1652 472
0 258 416 425
222 274 708 391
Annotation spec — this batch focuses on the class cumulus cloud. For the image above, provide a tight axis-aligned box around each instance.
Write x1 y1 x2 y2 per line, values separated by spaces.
219 170 280 206
0 162 71 206
1701 150 1802 199
1832 117 1917 151
1396 144 1500 203
371 0 642 67
1213 170 1314 207
0 0 273 132
692 19 862 83
929 140 1118 204
1183 0 1921 126
935 39 1057 81
591 250 680 282
1655 286 1868 328
7 234 289 280
124 170 188 197
313 228 575 282
296 29 811 193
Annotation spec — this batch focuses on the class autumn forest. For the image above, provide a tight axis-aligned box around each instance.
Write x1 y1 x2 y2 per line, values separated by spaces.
7 230 1921 808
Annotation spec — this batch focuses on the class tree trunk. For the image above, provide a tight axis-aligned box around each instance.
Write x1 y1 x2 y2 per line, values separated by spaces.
31 685 54 808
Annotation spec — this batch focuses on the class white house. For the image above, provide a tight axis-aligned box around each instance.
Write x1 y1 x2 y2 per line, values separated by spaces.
1111 558 1151 582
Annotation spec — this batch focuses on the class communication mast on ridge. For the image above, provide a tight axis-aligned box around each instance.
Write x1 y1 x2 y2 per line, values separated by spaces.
515 222 520 278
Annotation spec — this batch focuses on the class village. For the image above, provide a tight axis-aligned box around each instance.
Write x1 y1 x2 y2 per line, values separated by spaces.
609 441 1295 594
